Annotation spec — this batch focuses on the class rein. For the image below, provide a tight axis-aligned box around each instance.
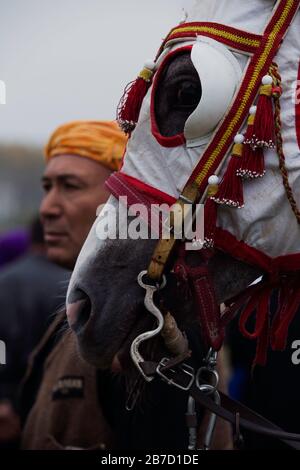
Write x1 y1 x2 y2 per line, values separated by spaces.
133 273 300 450
144 358 300 450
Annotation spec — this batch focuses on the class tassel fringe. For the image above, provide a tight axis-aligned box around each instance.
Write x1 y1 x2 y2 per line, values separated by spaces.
117 61 155 134
237 145 265 179
211 136 245 208
245 75 276 149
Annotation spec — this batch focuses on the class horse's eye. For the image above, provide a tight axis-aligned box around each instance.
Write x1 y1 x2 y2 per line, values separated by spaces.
173 81 201 109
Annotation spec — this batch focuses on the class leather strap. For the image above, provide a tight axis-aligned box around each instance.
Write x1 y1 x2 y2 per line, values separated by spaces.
174 250 225 350
189 385 300 450
140 358 300 449
147 183 199 281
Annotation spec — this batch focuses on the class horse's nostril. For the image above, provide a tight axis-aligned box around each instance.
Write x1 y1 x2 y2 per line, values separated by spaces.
68 286 87 304
67 290 92 333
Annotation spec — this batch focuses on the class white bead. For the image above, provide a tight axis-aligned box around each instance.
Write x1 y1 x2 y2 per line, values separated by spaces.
144 60 156 71
208 175 219 185
262 75 273 85
234 134 245 144
250 106 257 115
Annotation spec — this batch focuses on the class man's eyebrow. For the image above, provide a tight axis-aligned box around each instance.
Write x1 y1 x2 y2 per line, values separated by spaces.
41 176 50 183
41 174 85 184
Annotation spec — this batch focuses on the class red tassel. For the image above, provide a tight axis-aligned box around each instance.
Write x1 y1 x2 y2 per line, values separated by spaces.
237 275 300 369
271 281 300 351
117 60 155 134
203 175 220 248
211 136 245 208
246 75 275 149
239 285 272 367
237 106 266 179
237 146 265 179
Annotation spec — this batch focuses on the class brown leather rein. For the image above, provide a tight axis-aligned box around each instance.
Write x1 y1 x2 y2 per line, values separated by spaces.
139 351 300 450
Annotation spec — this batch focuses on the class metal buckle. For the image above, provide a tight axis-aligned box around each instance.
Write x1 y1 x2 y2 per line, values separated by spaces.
156 357 195 391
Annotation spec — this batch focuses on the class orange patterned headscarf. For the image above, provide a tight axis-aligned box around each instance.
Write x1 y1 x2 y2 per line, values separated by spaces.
44 120 127 171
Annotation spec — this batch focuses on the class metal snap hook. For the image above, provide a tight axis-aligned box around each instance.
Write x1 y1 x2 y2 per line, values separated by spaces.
196 367 219 394
137 270 167 291
130 270 167 382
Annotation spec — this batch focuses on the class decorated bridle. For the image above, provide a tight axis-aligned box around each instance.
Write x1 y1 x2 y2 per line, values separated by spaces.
108 0 300 449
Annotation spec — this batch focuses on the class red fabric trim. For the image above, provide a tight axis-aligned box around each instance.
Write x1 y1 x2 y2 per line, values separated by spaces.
108 174 300 273
215 227 300 273
174 247 224 350
150 46 191 148
105 173 161 234
215 228 271 271
187 0 300 195
105 172 175 235
215 224 300 366
106 173 152 208
161 22 263 55
119 144 127 171
264 0 293 34
117 172 176 206
296 60 300 151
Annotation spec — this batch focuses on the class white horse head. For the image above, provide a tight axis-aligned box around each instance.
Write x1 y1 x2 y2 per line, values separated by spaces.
67 0 300 371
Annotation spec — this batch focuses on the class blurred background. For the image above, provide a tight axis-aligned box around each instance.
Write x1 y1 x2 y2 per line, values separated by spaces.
0 0 194 232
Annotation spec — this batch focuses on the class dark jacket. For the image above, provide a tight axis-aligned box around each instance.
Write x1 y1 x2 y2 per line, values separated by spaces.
0 253 69 404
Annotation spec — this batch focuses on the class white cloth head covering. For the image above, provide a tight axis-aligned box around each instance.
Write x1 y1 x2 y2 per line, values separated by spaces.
121 0 300 259
187 0 276 33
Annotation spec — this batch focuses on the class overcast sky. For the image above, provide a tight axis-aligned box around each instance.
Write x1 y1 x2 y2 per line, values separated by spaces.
0 0 195 145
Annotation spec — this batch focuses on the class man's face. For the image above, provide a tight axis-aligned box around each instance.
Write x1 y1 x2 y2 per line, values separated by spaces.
40 154 111 270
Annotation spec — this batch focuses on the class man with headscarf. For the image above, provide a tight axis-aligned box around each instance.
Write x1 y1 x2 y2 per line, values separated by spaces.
41 120 125 269
19 120 127 450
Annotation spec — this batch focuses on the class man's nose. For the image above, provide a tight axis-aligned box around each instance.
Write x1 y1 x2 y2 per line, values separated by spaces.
40 189 63 220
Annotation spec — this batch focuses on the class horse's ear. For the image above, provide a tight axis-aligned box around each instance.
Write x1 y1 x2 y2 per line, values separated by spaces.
117 60 156 134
